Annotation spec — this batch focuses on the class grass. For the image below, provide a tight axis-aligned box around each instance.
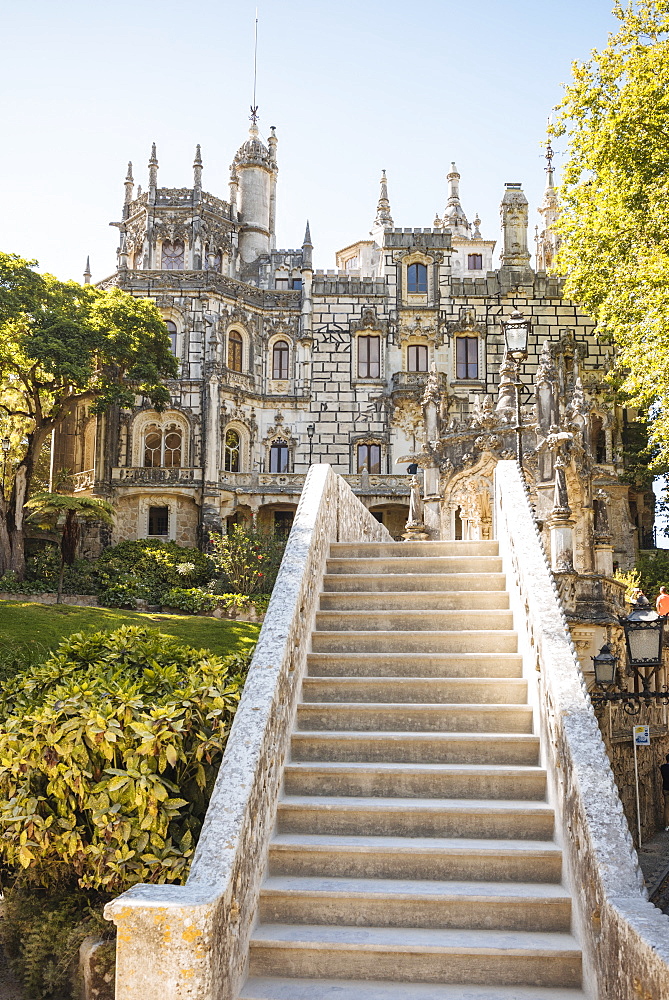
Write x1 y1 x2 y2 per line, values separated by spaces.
0 600 260 660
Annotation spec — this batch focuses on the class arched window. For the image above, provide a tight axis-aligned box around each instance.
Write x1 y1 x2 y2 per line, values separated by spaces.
143 424 182 468
224 429 241 472
165 320 178 356
407 263 427 293
456 337 478 379
269 441 289 473
357 335 380 379
228 331 243 372
357 443 381 474
161 241 184 270
468 254 483 270
272 340 290 380
407 344 428 372
144 425 162 468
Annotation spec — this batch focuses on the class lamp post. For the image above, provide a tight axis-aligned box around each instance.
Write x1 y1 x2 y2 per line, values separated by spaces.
590 612 668 714
1 437 9 498
501 309 530 470
306 423 315 466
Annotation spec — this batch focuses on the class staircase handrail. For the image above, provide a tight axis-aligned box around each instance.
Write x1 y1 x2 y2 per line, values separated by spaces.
104 464 391 999
495 460 669 998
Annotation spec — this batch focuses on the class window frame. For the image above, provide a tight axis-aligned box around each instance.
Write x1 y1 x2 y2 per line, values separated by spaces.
467 254 483 271
407 262 428 294
228 330 244 372
165 320 178 356
357 334 381 379
142 423 183 469
161 240 185 271
272 340 290 380
269 441 290 473
148 505 169 537
407 343 429 373
224 428 241 473
357 442 382 474
455 336 479 380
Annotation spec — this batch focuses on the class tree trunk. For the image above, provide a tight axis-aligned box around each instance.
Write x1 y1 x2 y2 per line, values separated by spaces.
57 559 65 604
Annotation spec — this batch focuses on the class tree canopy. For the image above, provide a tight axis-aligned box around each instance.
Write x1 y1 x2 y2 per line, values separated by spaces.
0 252 178 576
552 0 669 466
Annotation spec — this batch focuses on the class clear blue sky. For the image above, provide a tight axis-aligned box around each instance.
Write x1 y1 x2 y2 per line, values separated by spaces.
1 0 620 282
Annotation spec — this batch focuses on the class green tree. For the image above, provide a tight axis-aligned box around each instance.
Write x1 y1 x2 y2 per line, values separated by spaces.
0 253 178 578
552 0 669 466
25 493 115 603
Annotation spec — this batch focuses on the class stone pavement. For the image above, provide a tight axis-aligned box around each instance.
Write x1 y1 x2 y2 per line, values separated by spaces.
638 827 669 912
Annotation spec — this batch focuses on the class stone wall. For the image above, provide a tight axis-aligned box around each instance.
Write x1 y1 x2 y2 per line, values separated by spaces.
104 465 391 1000
495 460 669 1000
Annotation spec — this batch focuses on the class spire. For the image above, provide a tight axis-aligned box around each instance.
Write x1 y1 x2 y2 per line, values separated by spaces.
537 137 560 271
148 143 158 201
374 170 394 229
193 144 202 193
124 162 134 204
443 162 469 233
472 213 482 239
302 220 313 269
83 256 91 284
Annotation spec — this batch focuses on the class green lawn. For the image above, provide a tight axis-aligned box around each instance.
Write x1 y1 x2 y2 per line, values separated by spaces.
0 600 260 660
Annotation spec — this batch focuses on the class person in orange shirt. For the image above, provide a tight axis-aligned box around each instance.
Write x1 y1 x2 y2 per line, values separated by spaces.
656 586 669 616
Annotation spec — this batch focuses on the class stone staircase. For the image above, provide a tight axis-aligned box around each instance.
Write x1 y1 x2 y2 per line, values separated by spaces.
240 540 589 1000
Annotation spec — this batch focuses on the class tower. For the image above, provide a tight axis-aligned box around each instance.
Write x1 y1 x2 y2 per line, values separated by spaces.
500 182 531 267
233 123 278 264
536 141 560 271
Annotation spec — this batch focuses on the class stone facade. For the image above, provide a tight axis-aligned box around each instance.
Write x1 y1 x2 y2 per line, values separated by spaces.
53 125 653 574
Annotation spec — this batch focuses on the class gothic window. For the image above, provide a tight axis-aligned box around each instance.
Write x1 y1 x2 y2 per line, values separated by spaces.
269 441 289 473
224 429 241 472
163 426 182 468
272 340 290 380
357 335 380 379
407 344 428 372
407 263 427 293
357 443 381 474
165 320 178 356
468 254 483 270
161 241 184 270
228 331 243 372
148 505 169 536
144 426 162 467
456 337 478 379
143 424 182 468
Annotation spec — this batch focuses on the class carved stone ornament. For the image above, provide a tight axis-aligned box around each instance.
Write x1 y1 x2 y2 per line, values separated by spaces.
398 313 441 347
350 306 388 337
446 305 486 339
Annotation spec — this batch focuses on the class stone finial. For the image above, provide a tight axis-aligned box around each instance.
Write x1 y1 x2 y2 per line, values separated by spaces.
148 143 159 199
500 183 531 267
268 126 278 165
472 213 482 239
537 139 560 270
374 170 394 229
302 220 313 269
443 162 469 233
552 453 571 519
124 161 134 203
193 144 203 193
83 256 91 284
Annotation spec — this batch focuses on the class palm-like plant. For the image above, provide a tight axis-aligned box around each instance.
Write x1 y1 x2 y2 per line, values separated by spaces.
25 493 114 603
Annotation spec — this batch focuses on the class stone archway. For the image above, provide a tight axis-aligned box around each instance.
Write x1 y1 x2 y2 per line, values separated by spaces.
440 455 496 541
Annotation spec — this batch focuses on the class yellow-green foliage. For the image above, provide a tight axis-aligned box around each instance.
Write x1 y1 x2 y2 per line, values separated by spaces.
613 567 642 603
0 626 250 893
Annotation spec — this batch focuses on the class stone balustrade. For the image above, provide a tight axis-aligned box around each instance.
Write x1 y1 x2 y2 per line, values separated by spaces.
72 469 95 492
111 467 203 485
218 470 412 496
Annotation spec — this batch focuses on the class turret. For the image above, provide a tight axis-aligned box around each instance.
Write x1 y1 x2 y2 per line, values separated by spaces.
500 183 530 267
536 141 560 270
193 144 203 197
83 256 91 284
443 163 469 235
123 162 134 219
148 143 158 203
232 123 278 263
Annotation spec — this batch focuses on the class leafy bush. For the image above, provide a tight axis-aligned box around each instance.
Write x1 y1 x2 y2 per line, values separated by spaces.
210 525 286 595
0 626 250 893
635 550 669 602
613 567 642 603
161 587 218 614
97 579 152 608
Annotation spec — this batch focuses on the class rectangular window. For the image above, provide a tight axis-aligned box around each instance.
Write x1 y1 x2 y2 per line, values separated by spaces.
357 335 380 378
357 443 381 474
407 344 428 372
407 263 428 293
274 510 294 537
148 505 169 536
456 337 479 379
269 442 289 473
275 278 289 289
291 278 302 291
468 254 483 270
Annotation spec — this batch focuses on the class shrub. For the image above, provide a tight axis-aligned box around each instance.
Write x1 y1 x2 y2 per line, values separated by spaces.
210 525 286 595
161 587 218 614
0 626 251 894
635 550 669 602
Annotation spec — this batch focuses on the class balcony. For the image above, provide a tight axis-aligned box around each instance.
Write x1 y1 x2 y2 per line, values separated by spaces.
390 371 430 402
218 471 411 497
112 467 203 486
72 469 95 492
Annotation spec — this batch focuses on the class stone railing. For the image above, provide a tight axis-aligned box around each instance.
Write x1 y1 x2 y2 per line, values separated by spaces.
105 465 391 1000
111 467 203 485
218 470 412 496
72 469 95 492
495 460 669 999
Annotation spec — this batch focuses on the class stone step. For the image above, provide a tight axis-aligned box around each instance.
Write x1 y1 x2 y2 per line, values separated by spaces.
240 975 589 1000
323 573 508 593
314 610 515 632
283 763 546 800
319 591 510 611
290 731 540 765
302 677 527 705
248 924 582 987
329 541 500 558
277 796 554 839
269 834 563 882
311 631 518 655
326 557 503 576
259 875 571 932
296 702 533 734
307 653 523 679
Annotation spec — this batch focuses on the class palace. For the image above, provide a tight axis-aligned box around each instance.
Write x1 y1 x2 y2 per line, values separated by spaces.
53 122 653 610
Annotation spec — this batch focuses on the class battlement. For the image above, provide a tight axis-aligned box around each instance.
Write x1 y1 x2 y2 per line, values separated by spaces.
382 228 453 251
312 272 387 295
